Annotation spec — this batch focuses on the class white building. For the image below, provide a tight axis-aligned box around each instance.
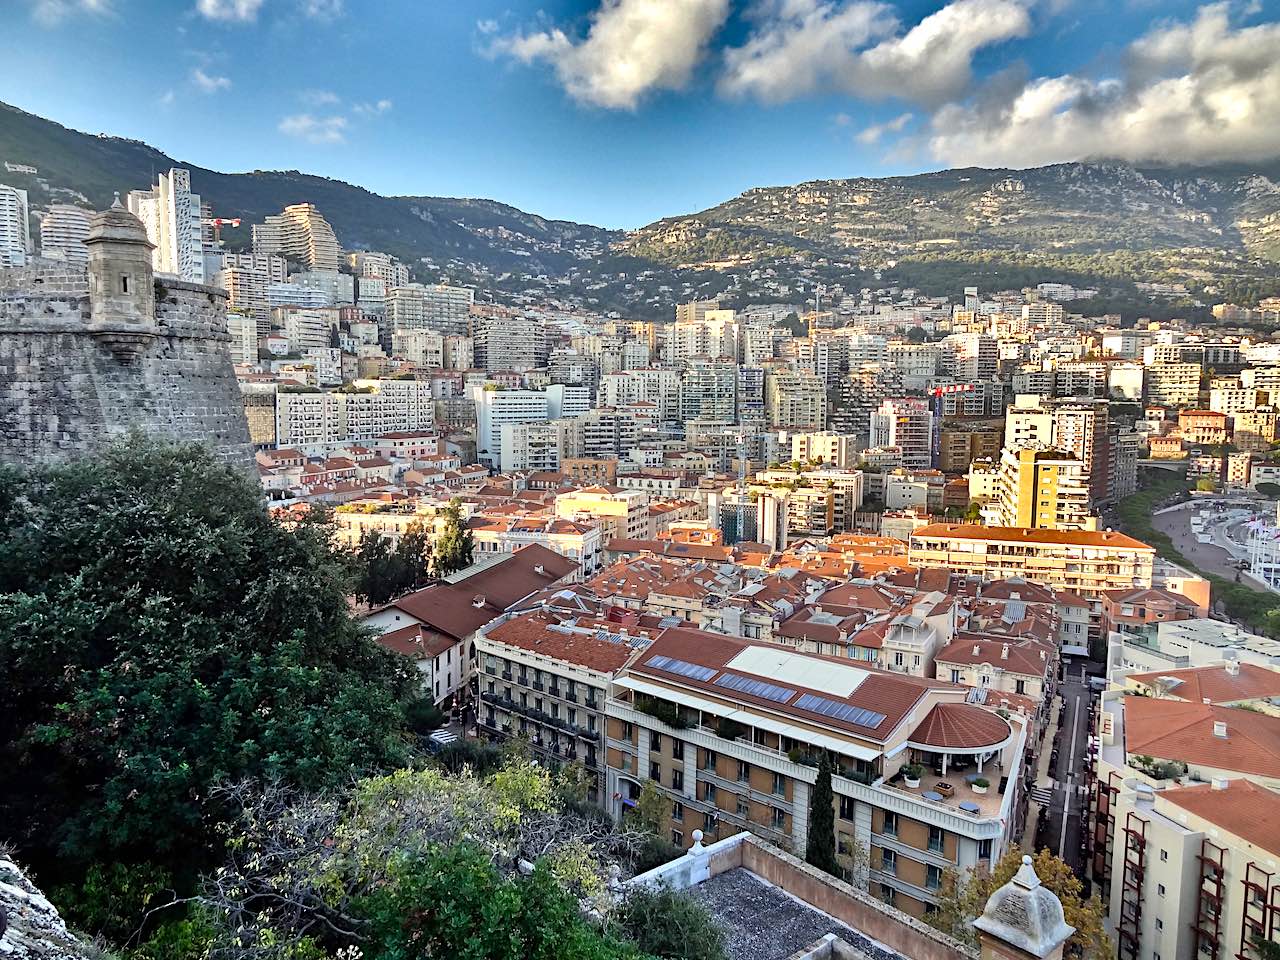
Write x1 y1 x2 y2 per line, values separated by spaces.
387 283 474 335
275 379 435 454
252 203 340 273
127 168 205 283
474 387 551 467
38 204 92 264
870 398 933 471
0 183 31 268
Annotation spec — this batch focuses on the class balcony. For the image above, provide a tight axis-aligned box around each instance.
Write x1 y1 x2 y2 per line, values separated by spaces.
549 686 563 698
532 680 545 692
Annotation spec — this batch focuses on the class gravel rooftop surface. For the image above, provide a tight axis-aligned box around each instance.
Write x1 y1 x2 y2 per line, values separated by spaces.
687 867 904 960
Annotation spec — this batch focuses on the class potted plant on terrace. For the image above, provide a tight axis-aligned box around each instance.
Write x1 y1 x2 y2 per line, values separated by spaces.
902 764 923 788
972 777 990 795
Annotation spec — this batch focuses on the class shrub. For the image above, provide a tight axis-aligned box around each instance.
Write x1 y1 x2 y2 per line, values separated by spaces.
614 885 726 960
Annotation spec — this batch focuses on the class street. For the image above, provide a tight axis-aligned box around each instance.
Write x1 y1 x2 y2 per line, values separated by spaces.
1033 662 1093 873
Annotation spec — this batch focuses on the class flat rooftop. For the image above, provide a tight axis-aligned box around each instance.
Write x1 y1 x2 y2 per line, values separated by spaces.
689 868 904 960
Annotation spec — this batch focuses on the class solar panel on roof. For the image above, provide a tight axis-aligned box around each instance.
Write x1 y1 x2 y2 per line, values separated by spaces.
646 654 716 682
794 692 886 729
714 672 796 703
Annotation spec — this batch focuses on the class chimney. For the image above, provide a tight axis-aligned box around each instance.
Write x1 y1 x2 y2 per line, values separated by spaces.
1212 777 1230 790
1225 659 1240 676
973 645 980 656
1001 643 1010 660
534 563 546 576
473 595 486 608
1213 720 1228 738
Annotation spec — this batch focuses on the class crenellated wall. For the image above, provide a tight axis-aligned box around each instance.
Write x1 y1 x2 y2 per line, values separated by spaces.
0 260 253 469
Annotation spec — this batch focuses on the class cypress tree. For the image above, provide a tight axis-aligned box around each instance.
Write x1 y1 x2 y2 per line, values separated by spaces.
805 752 839 876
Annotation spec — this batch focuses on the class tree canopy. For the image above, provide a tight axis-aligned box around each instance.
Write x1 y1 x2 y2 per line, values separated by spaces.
805 753 838 877
0 439 420 883
431 498 475 577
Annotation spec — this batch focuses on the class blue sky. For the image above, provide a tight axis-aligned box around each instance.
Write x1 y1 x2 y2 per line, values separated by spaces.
3 0 1278 228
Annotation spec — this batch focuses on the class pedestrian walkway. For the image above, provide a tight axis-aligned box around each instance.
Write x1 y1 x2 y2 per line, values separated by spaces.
1021 694 1063 854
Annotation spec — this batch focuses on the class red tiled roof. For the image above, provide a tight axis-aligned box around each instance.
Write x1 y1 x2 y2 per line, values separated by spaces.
913 523 1153 550
1161 780 1280 856
1127 663 1280 705
909 702 1012 750
484 611 639 673
377 622 456 659
1125 698 1280 778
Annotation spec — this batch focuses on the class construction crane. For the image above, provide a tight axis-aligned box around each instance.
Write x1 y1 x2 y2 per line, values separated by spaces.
202 217 241 246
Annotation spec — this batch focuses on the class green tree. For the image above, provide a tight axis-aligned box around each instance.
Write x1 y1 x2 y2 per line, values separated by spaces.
0 438 420 885
634 779 668 837
1196 477 1218 492
353 521 432 605
431 498 475 576
613 885 726 960
805 753 839 877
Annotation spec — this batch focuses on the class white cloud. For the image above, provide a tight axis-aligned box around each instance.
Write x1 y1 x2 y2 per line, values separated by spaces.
158 89 177 107
476 18 499 34
195 0 265 21
720 0 1032 105
492 0 731 109
279 113 348 144
300 0 343 19
301 89 341 106
191 67 232 92
30 0 111 26
856 110 913 143
926 3 1280 167
352 98 393 116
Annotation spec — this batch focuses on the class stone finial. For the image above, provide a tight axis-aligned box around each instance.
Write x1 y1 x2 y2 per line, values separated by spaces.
973 855 1075 960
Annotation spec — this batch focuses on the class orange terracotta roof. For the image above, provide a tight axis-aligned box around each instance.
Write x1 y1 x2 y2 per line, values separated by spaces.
1160 780 1280 856
1124 698 1280 778
1128 663 1280 705
484 612 638 673
909 702 1012 750
912 523 1153 550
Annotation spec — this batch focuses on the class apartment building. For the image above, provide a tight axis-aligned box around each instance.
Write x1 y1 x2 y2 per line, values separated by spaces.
986 447 1095 531
1146 362 1203 408
871 399 934 471
500 419 581 472
127 168 205 282
38 203 92 263
474 315 548 371
469 514 605 573
474 387 551 467
791 431 857 468
252 203 340 272
680 358 738 424
0 183 30 267
555 486 650 542
909 525 1155 598
1178 409 1230 446
765 370 827 430
387 283 474 336
477 610 658 802
275 379 435 454
348 250 410 287
605 627 1027 918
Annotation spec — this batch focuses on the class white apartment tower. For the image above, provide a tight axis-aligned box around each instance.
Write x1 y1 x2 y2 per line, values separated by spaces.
38 204 93 264
0 184 32 268
252 203 340 273
871 398 934 471
127 169 205 283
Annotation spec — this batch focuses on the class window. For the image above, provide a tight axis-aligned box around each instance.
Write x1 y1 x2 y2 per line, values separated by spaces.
1015 679 1027 695
738 760 750 783
881 811 898 837
880 849 897 875
621 721 633 740
703 749 717 771
1160 849 1169 862
772 772 786 796
894 651 904 666
737 798 749 817
672 769 684 791
703 782 717 803
672 739 684 760
672 829 683 847
650 761 660 781
672 801 684 822
704 812 717 832
838 834 855 856
1155 919 1163 931
839 795 855 821
977 838 993 861
928 825 945 854
651 732 662 752
1158 884 1166 897
880 884 897 907
927 865 943 891
771 807 785 830
950 669 962 683
120 275 129 294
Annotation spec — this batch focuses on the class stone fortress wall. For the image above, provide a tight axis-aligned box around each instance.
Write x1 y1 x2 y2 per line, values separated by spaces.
0 202 252 469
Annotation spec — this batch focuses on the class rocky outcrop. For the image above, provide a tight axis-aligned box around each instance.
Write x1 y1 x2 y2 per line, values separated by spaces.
0 853 98 960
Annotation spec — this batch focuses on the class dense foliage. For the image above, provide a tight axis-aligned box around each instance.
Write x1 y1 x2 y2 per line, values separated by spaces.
431 498 475 576
352 521 431 605
0 439 420 887
612 886 726 960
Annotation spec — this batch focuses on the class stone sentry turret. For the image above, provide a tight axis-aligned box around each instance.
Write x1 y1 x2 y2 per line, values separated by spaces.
0 200 252 468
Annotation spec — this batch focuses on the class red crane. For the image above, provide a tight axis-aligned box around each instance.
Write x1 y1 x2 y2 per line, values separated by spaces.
202 217 241 246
